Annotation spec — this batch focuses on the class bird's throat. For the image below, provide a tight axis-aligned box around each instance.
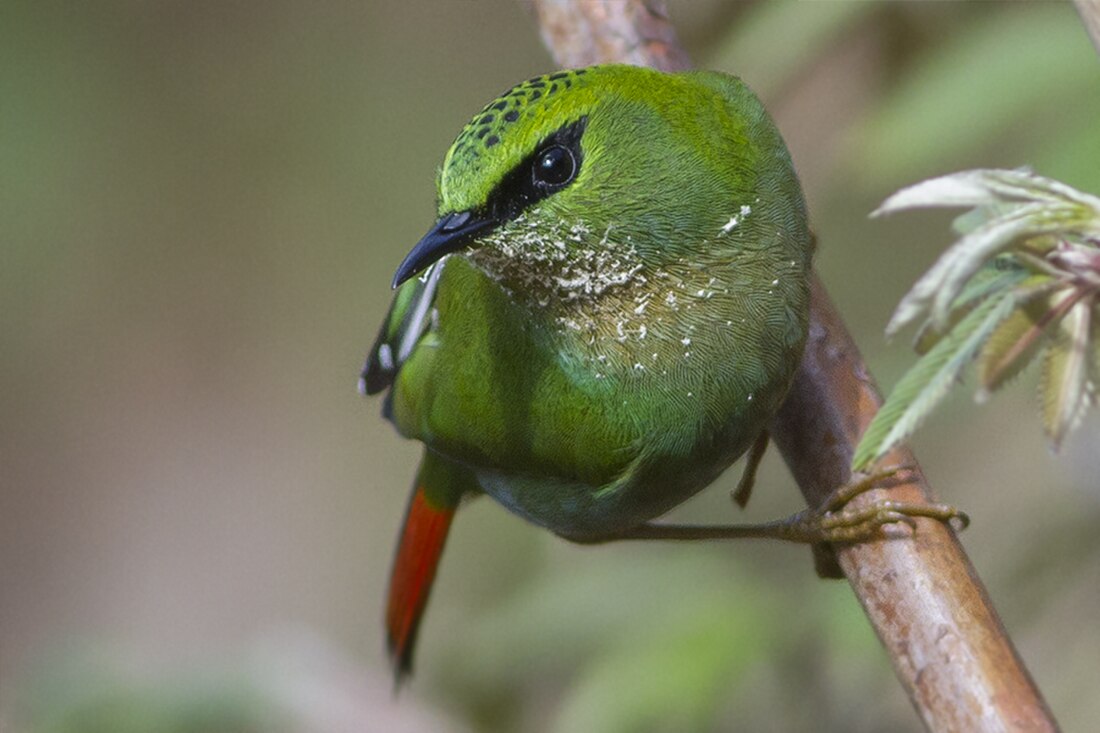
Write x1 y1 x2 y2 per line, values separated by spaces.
467 214 645 309
465 213 736 374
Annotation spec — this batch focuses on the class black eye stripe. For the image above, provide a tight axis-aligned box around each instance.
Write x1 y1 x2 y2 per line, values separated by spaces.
484 116 588 223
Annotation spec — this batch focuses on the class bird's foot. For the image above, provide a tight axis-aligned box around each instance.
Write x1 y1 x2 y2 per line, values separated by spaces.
767 466 969 545
569 466 967 547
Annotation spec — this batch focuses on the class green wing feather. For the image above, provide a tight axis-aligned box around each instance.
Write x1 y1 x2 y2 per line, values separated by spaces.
360 262 444 396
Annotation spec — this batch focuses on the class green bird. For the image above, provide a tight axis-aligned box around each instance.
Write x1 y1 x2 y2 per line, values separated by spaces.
361 65 946 680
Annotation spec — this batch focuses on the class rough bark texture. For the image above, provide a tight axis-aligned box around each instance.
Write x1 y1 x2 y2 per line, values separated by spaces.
773 278 1056 732
528 1 1060 731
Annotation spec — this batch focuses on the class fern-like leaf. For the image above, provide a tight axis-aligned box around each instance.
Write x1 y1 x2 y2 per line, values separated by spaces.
912 256 1028 354
975 279 1069 399
860 169 1100 471
1039 296 1093 450
888 203 1074 336
875 169 1100 335
852 289 1016 471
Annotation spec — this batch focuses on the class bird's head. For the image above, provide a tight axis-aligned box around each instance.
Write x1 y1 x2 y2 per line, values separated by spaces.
391 65 806 313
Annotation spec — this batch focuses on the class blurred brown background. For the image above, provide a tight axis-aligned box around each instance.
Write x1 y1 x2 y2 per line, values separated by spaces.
3 2 1099 731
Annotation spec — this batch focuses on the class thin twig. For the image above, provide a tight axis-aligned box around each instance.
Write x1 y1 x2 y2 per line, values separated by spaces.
527 1 1058 731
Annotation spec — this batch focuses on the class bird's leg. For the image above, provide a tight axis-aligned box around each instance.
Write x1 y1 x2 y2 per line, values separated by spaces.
731 430 770 509
574 467 968 546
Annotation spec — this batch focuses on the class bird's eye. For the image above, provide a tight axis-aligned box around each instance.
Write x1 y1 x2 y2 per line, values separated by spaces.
532 145 576 188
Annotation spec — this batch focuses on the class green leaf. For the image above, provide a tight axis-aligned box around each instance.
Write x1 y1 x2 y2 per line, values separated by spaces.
1039 296 1094 450
1092 305 1100 406
911 255 1028 354
875 170 1020 214
870 169 1100 462
888 201 1075 335
875 168 1100 337
875 168 1100 218
976 297 1048 398
853 289 1017 471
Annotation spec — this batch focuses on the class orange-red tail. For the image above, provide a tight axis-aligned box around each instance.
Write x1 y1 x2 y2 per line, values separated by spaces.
386 481 457 681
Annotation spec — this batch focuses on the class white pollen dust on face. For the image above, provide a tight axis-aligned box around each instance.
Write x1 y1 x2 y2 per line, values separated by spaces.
470 212 648 310
467 210 740 375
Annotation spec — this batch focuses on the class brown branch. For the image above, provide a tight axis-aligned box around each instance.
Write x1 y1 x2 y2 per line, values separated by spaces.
1074 0 1100 56
774 279 1057 732
528 1 1058 730
528 0 691 72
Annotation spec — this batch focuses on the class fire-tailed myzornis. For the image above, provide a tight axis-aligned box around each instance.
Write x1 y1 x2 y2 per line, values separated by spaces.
361 65 956 680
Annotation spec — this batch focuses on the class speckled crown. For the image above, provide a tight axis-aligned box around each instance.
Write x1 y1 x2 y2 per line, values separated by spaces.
438 68 594 213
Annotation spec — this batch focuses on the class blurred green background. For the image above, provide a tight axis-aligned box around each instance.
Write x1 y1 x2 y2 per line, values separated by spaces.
3 1 1099 731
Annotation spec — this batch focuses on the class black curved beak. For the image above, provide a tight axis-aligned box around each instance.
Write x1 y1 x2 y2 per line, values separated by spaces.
391 210 496 288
